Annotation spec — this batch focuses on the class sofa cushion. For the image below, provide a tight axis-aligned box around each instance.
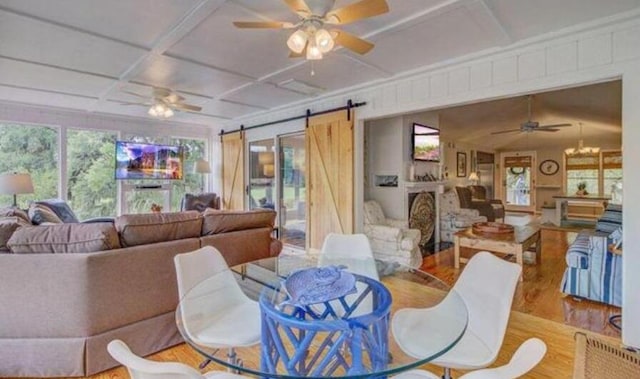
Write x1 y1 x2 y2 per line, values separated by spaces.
28 203 64 225
115 211 202 247
0 216 30 251
595 204 622 233
7 223 120 254
0 207 30 224
202 208 275 235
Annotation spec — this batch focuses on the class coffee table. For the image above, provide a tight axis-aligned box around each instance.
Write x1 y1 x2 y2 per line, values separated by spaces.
176 254 468 379
454 224 541 281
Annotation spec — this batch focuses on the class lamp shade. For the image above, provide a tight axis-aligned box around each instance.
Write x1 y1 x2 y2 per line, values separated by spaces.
258 152 274 165
194 159 211 174
0 172 34 195
468 171 479 182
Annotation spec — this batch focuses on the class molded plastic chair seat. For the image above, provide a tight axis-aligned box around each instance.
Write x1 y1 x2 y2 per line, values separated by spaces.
393 252 521 378
391 338 546 379
107 339 251 379
174 246 261 349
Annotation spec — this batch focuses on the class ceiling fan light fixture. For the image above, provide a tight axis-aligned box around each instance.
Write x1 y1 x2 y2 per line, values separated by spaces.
315 28 334 53
148 102 174 119
287 29 308 54
306 39 323 60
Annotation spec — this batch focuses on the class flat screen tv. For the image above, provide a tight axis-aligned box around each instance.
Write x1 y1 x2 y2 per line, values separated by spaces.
412 123 440 162
115 141 184 180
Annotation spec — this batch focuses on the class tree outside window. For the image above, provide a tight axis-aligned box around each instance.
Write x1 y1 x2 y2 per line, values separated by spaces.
0 123 59 208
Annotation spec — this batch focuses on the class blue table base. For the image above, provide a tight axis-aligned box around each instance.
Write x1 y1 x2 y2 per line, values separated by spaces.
259 275 391 377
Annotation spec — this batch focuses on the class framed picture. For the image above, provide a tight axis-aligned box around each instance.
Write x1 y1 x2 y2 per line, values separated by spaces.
456 152 467 177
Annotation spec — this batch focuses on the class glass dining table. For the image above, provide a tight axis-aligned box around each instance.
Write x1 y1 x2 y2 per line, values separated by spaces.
175 254 468 379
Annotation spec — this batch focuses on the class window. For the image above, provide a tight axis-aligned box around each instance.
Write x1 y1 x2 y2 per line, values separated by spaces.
67 129 118 219
565 151 621 197
171 137 206 211
0 123 59 208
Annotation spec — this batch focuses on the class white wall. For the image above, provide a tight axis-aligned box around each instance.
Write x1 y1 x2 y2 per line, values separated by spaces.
227 13 640 348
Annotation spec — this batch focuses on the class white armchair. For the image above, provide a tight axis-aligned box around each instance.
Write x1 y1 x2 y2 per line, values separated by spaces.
363 200 422 268
439 190 487 243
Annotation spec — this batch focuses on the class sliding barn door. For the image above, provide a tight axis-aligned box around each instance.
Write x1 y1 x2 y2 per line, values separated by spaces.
306 110 354 250
221 131 245 210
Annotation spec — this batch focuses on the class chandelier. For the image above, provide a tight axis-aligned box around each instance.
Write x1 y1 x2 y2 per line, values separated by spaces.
287 22 335 60
147 103 174 119
564 123 600 156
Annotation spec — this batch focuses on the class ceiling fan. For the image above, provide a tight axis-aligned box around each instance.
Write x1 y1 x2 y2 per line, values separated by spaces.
233 0 389 60
120 86 202 119
491 95 572 135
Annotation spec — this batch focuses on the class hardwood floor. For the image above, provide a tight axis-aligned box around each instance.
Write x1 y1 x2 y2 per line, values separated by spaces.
14 229 623 379
421 229 621 337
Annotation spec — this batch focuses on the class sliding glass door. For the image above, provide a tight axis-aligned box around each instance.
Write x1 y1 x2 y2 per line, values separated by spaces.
278 133 306 249
247 139 275 210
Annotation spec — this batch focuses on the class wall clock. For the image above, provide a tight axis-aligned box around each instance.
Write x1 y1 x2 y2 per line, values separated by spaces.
539 159 559 175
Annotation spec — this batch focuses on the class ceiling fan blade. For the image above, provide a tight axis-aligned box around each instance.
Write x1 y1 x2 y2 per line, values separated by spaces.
153 87 172 98
165 93 185 104
283 0 312 17
534 128 560 132
538 123 572 129
117 101 150 106
491 128 523 135
325 0 389 25
172 103 202 112
121 90 148 99
233 21 293 29
331 29 373 54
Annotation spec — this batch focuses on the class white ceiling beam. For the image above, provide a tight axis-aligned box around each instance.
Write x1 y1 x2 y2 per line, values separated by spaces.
89 0 230 112
468 0 513 46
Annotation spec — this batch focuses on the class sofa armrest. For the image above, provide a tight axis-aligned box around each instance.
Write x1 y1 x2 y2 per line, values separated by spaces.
364 224 401 241
565 230 609 269
455 208 481 218
386 218 409 229
467 201 497 221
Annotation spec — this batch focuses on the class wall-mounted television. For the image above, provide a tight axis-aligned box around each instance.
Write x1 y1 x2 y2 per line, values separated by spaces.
115 141 184 180
412 123 440 162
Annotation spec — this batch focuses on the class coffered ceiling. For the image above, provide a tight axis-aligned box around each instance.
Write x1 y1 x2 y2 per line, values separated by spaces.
0 0 639 127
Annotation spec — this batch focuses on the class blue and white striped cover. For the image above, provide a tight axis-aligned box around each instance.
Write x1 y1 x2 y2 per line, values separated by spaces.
596 203 622 233
561 231 622 307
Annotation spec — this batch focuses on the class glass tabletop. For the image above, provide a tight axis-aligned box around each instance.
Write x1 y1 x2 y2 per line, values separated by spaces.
176 254 468 379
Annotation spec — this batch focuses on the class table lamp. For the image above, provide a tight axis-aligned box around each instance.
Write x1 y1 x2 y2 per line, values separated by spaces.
194 159 211 192
468 171 480 185
0 172 34 207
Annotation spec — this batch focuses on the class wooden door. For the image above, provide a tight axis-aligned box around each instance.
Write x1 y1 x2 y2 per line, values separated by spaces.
221 131 245 210
306 110 354 250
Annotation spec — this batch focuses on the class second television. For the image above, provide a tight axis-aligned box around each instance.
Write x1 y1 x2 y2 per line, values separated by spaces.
412 123 440 162
115 141 184 180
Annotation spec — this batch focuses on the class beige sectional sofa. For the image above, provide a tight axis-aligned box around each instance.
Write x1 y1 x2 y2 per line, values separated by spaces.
0 208 281 377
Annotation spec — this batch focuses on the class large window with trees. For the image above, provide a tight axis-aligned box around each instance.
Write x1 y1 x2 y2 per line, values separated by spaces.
66 129 118 219
0 123 209 215
0 123 59 208
565 150 622 198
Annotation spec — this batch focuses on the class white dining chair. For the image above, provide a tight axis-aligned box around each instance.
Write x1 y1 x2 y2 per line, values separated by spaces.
391 338 547 379
107 339 250 379
318 233 379 280
316 233 380 318
392 251 522 379
174 246 261 368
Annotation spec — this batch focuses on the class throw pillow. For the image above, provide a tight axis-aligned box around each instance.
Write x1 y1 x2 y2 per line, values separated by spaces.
36 199 79 223
0 216 30 251
0 207 30 224
608 226 623 250
28 203 63 225
7 222 120 254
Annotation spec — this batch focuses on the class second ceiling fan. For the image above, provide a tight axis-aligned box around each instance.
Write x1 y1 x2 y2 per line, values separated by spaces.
233 0 389 59
491 95 572 135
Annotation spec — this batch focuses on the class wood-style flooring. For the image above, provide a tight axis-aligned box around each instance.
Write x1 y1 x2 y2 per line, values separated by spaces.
13 229 624 379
